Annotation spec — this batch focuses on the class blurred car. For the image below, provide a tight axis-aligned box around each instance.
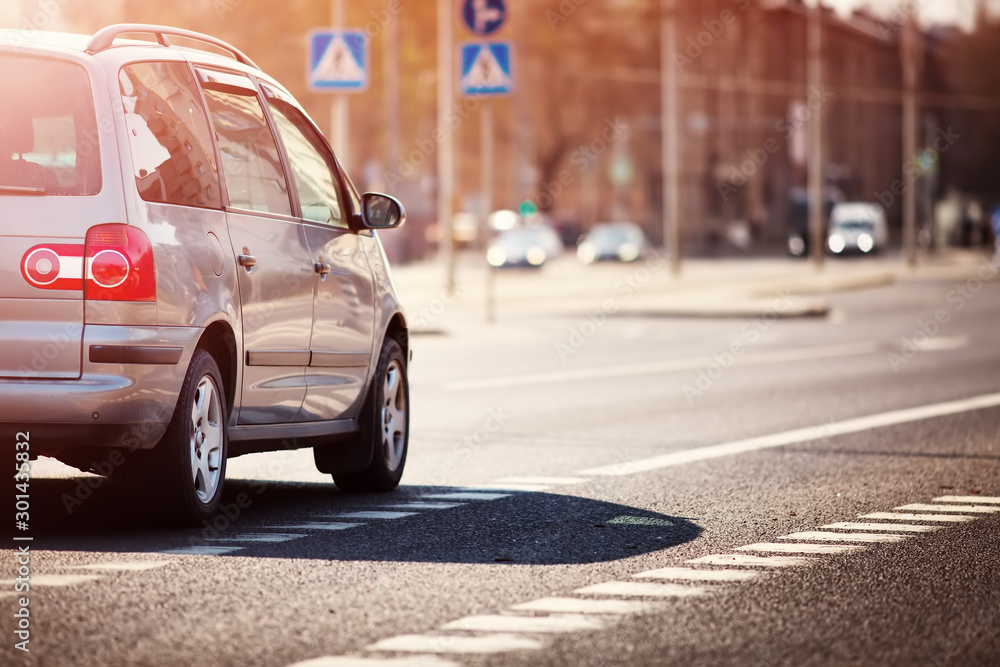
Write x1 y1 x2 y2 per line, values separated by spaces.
577 222 648 263
827 202 889 255
487 226 563 268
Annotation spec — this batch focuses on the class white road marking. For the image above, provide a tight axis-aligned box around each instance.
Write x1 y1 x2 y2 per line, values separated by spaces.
912 335 969 351
686 554 816 567
208 533 306 543
574 581 707 598
634 567 759 582
421 492 511 501
822 522 940 533
272 523 364 531
0 574 102 587
511 597 660 615
160 546 243 556
494 477 589 486
737 543 864 555
441 614 607 634
330 512 418 520
288 656 461 667
606 516 675 527
367 634 543 654
779 531 908 543
68 561 175 571
895 503 1000 514
860 512 977 523
579 391 1000 476
379 502 465 510
447 341 880 391
933 495 1000 505
473 484 550 492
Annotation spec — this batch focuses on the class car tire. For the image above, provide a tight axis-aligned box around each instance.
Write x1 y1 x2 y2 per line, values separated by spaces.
127 348 228 525
333 337 409 493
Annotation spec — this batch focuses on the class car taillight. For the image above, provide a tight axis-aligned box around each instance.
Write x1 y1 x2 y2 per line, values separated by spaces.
84 224 156 302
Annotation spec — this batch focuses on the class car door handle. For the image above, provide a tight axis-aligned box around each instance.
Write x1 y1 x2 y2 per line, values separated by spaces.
237 254 257 269
314 262 332 276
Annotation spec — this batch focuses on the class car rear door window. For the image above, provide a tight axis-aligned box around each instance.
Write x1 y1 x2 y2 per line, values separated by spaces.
119 61 221 208
261 84 346 228
197 69 291 216
0 54 101 195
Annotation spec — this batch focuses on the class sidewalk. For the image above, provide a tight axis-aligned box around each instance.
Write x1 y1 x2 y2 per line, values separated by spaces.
392 249 995 335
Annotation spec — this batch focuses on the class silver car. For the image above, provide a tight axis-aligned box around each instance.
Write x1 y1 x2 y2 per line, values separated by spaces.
0 25 410 524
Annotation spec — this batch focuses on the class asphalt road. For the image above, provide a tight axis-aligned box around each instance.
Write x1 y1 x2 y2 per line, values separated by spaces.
3 258 999 667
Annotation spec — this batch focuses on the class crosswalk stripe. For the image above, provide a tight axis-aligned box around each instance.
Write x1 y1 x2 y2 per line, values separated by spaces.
421 492 511 501
329 512 418 520
778 531 909 543
272 523 364 531
573 581 706 598
894 503 999 514
160 546 243 556
67 561 175 571
208 533 306 543
737 543 864 555
0 574 102 587
932 495 1000 505
287 655 461 666
379 503 464 510
821 522 939 533
685 554 816 567
441 614 607 634
366 634 543 654
510 597 660 615
860 512 977 522
633 567 759 582
493 477 588 486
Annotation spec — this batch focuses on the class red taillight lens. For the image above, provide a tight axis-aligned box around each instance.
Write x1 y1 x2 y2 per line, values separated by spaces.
84 224 156 302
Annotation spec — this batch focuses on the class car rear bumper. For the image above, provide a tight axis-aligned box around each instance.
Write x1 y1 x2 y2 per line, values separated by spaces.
0 324 203 452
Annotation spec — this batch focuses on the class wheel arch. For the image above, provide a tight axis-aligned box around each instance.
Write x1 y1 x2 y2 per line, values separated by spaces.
195 320 238 418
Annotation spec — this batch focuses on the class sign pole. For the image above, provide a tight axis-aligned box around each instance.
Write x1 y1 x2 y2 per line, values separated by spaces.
330 0 349 166
808 3 825 271
661 0 681 276
439 0 456 294
482 99 495 323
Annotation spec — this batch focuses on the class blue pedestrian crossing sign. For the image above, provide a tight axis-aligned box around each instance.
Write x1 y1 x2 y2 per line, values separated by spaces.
460 42 512 96
462 0 506 36
308 30 368 92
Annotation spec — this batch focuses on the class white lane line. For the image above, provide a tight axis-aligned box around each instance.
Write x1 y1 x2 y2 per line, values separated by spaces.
634 567 759 582
779 531 908 543
895 503 1000 514
573 581 707 598
933 495 1000 505
441 614 607 634
494 477 589 486
511 597 660 615
446 341 880 391
379 503 465 510
272 523 364 531
288 657 460 667
0 574 102 587
737 543 864 555
329 512 418 520
473 484 550 492
367 634 543 654
822 522 940 533
160 546 243 556
208 533 306 543
913 335 969 351
421 493 511 501
860 512 977 523
686 554 817 567
579 390 1000 476
68 561 175 572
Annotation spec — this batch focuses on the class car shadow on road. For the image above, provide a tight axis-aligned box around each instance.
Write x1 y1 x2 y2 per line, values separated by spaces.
23 477 701 565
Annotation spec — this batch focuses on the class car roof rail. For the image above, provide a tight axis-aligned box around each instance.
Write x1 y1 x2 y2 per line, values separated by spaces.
86 24 260 70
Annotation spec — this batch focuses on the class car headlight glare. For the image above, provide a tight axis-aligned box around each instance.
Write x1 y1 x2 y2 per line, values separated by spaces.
577 243 596 264
857 233 874 253
527 247 546 266
828 234 845 253
487 248 506 267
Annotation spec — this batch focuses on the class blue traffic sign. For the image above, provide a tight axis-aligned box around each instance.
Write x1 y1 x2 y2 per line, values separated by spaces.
308 30 368 92
460 42 512 96
462 0 506 36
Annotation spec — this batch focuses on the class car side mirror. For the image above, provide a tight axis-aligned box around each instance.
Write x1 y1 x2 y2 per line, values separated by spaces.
360 192 406 230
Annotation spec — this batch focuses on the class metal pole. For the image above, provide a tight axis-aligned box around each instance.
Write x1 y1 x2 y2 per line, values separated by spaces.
384 4 401 196
808 3 824 270
661 0 681 275
438 0 456 293
482 100 495 322
330 0 348 167
901 17 919 267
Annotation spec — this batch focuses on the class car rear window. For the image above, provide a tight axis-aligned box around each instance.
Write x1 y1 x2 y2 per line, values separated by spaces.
0 54 101 196
119 61 221 208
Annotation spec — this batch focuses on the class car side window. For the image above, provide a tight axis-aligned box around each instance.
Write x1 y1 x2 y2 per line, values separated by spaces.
119 61 220 208
261 84 346 228
196 69 291 216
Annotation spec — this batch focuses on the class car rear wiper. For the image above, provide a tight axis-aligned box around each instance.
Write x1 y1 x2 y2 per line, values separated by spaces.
0 185 46 196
